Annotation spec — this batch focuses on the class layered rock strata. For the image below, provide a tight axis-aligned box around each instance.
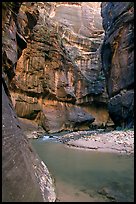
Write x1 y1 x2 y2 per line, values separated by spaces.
2 3 56 202
10 2 112 133
101 2 134 128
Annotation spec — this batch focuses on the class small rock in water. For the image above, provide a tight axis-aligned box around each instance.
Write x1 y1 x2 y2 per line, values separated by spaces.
98 187 116 201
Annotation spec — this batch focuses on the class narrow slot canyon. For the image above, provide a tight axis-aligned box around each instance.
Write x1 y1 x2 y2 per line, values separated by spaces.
2 2 134 202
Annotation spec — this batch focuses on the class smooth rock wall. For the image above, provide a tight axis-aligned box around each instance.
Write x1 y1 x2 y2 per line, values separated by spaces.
2 3 56 201
101 2 134 128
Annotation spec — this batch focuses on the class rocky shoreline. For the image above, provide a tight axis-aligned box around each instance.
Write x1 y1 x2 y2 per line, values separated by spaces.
23 118 134 155
18 118 45 139
59 129 134 155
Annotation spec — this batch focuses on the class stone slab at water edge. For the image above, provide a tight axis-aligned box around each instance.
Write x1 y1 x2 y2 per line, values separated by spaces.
62 130 134 154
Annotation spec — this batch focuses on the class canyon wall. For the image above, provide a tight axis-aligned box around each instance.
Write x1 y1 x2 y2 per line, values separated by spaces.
2 2 134 201
2 3 56 202
101 2 134 128
9 2 112 133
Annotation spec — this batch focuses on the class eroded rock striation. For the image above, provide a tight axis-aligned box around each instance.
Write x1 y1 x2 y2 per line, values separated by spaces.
2 3 56 202
9 2 111 133
2 2 134 202
101 2 134 128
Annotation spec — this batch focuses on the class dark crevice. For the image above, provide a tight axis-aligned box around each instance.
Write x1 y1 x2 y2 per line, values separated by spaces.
25 11 39 30
2 77 11 98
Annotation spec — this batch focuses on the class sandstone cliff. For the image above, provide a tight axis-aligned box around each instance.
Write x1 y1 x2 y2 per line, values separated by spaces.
101 2 134 128
9 2 111 133
2 2 134 202
2 3 56 202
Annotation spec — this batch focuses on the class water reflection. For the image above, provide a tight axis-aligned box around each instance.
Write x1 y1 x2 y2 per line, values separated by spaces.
31 139 134 202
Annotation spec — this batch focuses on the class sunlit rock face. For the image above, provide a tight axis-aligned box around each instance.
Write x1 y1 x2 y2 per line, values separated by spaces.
50 2 106 99
101 2 134 128
10 2 112 132
2 3 56 202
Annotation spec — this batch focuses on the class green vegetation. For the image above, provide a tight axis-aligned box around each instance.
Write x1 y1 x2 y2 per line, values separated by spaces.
2 2 16 22
2 2 15 9
2 2 21 19
2 2 15 15
115 126 134 131
97 74 105 81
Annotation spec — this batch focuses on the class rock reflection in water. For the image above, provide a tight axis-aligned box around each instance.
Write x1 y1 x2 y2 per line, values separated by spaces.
31 139 134 202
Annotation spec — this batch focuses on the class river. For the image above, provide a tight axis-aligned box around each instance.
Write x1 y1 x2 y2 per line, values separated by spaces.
31 135 134 202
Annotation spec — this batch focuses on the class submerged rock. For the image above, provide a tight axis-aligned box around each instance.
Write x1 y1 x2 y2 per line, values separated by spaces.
98 187 116 201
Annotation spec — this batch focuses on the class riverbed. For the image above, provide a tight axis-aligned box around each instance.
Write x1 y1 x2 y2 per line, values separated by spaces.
31 134 134 202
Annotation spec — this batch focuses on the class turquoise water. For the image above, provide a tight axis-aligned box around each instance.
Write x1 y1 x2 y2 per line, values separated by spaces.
31 137 134 202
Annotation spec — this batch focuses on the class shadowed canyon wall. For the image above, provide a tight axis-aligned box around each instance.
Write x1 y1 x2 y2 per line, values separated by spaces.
101 2 134 128
2 2 134 202
2 2 56 202
9 2 112 133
